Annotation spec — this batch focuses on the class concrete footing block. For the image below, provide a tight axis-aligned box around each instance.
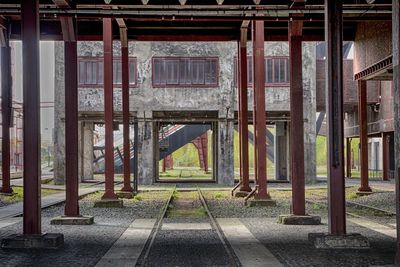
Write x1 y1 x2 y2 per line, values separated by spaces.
94 199 124 208
308 233 370 249
50 215 94 225
356 191 374 196
1 233 64 249
248 198 276 207
116 191 135 199
278 214 321 225
234 191 250 198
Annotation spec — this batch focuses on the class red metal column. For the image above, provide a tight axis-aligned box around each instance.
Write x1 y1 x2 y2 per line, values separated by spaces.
121 42 133 193
325 0 346 235
238 27 251 192
358 80 371 192
382 132 390 181
102 18 117 199
252 20 269 199
64 40 80 216
1 34 13 194
21 0 41 235
201 133 208 172
346 138 352 178
289 20 305 215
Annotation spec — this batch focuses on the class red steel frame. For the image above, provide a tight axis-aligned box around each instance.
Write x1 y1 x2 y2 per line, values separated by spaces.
151 57 219 88
21 0 41 235
325 0 346 235
121 42 133 193
102 18 117 199
358 80 372 192
252 20 269 199
238 27 251 192
1 36 13 194
289 20 306 215
64 40 80 217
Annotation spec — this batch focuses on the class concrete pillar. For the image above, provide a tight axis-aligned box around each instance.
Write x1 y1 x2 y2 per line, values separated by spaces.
82 122 94 181
303 42 317 184
274 122 288 181
137 111 154 185
53 42 66 185
217 116 234 186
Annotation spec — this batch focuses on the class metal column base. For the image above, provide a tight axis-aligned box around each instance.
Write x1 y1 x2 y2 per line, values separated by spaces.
1 233 64 249
308 233 370 249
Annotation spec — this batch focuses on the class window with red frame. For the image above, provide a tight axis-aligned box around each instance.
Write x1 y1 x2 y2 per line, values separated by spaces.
152 57 218 87
235 56 290 86
78 57 137 87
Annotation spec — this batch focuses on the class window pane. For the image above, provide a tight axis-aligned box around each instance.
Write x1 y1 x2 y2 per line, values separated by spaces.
286 59 290 83
86 62 96 84
279 59 285 83
98 62 103 85
267 58 273 84
247 57 253 85
113 60 122 84
129 61 136 85
273 59 280 83
153 60 160 85
205 60 217 85
79 61 85 84
166 60 178 84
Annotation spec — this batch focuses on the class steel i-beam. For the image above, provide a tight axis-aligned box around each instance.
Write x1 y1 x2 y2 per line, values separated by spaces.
382 132 390 181
102 18 117 199
21 0 41 235
325 0 346 235
346 138 352 178
289 20 306 215
238 27 251 192
357 80 371 192
1 32 13 195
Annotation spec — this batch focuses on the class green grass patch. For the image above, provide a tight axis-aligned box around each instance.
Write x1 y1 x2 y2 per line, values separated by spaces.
0 186 60 205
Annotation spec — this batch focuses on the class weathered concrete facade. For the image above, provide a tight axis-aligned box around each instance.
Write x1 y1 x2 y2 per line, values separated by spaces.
54 41 317 185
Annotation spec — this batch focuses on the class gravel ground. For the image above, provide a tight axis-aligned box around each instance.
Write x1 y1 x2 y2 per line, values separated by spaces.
0 191 170 267
350 191 396 214
242 217 396 267
144 218 231 267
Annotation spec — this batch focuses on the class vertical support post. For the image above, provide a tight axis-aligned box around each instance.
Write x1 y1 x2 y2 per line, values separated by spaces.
120 30 133 193
252 20 269 199
64 40 80 216
1 31 13 194
238 27 251 192
382 132 389 181
325 0 346 235
289 20 305 215
22 0 41 235
358 80 371 192
393 1 400 262
102 18 117 199
133 121 139 193
346 138 352 178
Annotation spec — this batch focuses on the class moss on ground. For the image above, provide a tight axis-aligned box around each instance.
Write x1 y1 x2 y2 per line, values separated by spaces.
0 186 61 205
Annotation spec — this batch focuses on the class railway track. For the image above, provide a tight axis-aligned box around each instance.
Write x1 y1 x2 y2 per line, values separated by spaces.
136 187 240 267
306 191 396 229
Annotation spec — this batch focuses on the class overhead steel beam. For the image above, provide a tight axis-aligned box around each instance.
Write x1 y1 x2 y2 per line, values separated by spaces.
325 0 346 236
21 0 41 235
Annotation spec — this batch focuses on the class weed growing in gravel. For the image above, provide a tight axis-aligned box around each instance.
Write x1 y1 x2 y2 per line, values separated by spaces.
215 192 223 199
133 195 142 202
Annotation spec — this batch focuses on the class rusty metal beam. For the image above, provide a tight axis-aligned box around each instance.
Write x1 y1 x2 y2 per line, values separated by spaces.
238 26 250 192
102 18 117 199
21 0 41 235
252 20 269 199
64 40 79 216
289 20 305 216
325 0 346 236
358 80 371 192
120 31 133 193
0 32 12 194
